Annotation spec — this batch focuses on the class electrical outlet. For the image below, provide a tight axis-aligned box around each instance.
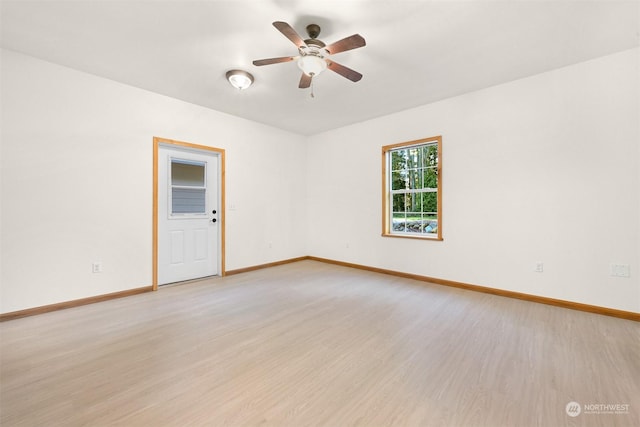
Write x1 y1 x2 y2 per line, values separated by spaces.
92 262 102 273
534 262 544 273
610 264 630 278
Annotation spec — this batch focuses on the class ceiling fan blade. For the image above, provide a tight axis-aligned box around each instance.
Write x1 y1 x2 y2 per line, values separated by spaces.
273 21 306 48
326 59 363 82
324 34 366 55
299 73 312 89
252 56 297 66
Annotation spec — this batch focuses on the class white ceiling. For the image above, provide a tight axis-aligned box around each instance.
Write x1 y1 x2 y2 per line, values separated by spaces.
1 1 638 135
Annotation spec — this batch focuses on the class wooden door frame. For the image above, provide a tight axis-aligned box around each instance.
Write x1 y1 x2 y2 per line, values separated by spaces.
153 137 226 290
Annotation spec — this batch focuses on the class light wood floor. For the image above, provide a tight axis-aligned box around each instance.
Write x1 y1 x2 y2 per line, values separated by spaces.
1 260 638 426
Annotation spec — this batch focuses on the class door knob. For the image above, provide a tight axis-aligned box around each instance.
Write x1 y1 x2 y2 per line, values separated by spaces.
212 209 217 214
212 218 217 223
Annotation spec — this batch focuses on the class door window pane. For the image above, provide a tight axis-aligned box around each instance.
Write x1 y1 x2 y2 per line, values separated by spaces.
172 161 205 186
171 159 206 215
172 188 206 214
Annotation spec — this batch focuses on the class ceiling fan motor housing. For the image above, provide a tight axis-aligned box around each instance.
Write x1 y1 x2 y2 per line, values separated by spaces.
304 38 326 48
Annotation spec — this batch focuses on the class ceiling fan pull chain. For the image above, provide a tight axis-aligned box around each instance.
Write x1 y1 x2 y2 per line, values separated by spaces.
310 73 315 98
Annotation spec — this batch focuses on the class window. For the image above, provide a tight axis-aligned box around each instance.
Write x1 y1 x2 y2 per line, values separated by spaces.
382 136 442 240
170 159 207 215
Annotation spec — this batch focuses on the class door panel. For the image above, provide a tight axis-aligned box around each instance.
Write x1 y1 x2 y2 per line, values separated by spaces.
170 230 184 264
194 228 207 261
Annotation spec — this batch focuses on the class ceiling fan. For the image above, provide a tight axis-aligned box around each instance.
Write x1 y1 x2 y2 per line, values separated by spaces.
252 21 366 94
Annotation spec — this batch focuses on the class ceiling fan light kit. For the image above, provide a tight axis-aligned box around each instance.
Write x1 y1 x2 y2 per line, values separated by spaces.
297 54 327 76
226 69 254 90
253 21 366 96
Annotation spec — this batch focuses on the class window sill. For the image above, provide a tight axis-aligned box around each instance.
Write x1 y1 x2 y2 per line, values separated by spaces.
382 233 443 241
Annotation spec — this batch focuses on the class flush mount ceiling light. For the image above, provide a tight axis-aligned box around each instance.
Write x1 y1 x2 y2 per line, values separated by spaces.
226 70 254 90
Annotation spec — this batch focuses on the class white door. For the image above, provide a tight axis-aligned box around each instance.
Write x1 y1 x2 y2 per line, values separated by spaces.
158 145 219 285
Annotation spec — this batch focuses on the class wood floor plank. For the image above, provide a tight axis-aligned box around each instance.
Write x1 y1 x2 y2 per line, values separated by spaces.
1 260 638 426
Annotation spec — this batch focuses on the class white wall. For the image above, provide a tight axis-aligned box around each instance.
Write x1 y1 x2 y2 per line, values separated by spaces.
2 47 638 315
307 48 639 313
0 49 308 313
